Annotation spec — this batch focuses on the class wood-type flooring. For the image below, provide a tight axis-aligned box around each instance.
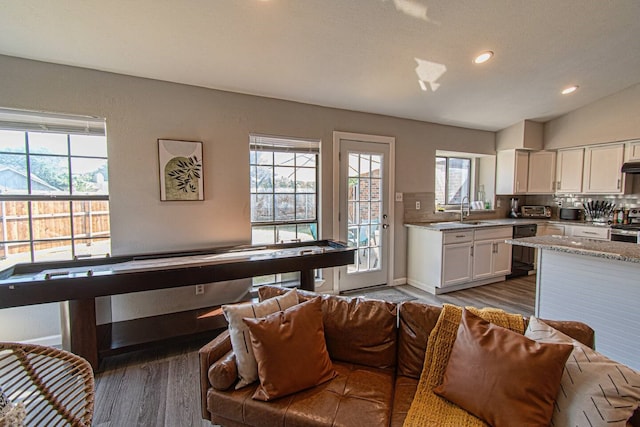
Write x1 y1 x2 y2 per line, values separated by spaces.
93 275 535 426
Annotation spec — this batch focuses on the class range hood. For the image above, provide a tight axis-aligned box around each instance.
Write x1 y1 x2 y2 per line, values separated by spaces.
621 161 640 174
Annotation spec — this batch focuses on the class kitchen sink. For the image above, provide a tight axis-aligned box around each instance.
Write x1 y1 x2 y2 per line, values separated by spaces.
431 221 490 228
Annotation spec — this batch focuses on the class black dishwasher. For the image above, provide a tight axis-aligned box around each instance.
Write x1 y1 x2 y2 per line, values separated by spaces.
508 224 537 278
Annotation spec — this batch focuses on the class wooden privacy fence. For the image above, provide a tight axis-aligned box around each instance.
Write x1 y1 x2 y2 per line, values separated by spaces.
0 200 110 258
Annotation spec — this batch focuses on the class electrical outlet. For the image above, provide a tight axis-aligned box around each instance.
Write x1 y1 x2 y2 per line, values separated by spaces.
496 199 501 208
195 284 204 295
416 201 421 210
395 192 403 202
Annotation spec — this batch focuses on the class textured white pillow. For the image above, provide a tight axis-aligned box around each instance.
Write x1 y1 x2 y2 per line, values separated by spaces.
0 386 26 427
525 316 640 427
222 288 299 388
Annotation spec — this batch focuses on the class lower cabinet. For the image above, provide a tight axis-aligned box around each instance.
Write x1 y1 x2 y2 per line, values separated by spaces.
472 228 513 280
407 225 512 295
442 242 473 286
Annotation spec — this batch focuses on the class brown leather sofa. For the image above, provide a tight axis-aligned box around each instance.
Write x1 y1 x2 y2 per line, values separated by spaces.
200 287 639 427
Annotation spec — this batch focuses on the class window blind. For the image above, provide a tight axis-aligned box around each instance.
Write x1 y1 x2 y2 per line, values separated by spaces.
250 134 319 153
0 107 106 136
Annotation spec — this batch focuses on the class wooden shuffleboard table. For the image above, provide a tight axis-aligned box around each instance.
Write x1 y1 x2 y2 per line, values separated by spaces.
0 240 354 369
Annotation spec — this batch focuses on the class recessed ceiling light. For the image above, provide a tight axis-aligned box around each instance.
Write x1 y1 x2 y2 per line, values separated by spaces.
561 85 579 95
473 51 494 64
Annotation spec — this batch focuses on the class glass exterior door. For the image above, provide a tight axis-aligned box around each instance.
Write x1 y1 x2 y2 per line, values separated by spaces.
338 139 389 291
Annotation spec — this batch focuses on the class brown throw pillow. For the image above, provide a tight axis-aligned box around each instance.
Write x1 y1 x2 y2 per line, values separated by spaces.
243 296 337 401
433 309 573 427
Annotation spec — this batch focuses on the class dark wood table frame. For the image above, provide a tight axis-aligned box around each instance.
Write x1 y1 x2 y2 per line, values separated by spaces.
0 240 354 369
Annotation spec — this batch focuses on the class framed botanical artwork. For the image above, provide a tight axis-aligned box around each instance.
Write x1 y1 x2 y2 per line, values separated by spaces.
158 139 204 201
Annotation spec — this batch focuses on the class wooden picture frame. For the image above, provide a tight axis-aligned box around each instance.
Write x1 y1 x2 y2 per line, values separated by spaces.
158 139 204 201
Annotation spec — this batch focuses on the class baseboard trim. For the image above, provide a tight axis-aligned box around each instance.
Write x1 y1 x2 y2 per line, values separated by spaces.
22 334 62 348
393 277 407 286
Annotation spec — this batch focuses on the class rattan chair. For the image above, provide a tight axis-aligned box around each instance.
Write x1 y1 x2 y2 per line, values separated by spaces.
0 342 94 426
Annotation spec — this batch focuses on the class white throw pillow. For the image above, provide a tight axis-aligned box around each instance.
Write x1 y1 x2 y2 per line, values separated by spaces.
0 386 26 427
525 316 640 427
222 288 299 388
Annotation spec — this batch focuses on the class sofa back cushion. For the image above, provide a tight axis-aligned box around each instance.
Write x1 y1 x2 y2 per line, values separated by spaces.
397 301 442 378
259 286 398 369
397 301 597 379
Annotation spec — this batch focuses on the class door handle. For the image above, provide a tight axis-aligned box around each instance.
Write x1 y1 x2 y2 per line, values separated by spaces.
382 224 389 229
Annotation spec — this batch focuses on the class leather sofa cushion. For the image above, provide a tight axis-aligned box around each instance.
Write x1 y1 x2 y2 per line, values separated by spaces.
396 301 596 380
397 301 442 379
390 376 418 427
243 297 336 401
208 360 394 427
258 286 397 369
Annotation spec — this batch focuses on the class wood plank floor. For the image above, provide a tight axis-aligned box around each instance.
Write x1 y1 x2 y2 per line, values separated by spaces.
93 276 535 426
395 274 536 316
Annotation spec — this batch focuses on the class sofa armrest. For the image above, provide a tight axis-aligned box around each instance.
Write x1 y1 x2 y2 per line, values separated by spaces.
199 329 232 420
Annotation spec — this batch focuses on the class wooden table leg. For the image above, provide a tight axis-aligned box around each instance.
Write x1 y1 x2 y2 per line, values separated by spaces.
67 299 99 370
300 269 315 291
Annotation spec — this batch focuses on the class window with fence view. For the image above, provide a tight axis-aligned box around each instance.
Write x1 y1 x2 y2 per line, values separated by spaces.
249 134 319 286
0 108 110 269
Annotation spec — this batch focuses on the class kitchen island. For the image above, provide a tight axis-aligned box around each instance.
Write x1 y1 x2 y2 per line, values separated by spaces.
507 235 640 370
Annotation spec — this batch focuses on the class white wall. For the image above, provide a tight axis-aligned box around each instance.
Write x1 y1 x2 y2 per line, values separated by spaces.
0 55 494 341
544 83 640 149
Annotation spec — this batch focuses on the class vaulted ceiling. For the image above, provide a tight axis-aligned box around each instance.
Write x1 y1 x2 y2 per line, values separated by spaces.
2 0 640 131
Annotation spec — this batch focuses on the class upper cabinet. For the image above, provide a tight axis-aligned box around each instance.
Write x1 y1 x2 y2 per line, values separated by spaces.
555 148 584 193
496 150 529 194
496 150 555 195
582 143 626 194
625 140 640 161
527 151 556 194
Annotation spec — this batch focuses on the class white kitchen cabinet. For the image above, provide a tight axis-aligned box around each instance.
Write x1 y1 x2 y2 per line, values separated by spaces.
625 140 640 161
555 148 584 193
473 227 512 279
496 150 529 195
537 223 565 236
527 151 556 194
497 150 555 195
443 242 473 286
407 225 511 295
583 143 626 194
567 225 609 240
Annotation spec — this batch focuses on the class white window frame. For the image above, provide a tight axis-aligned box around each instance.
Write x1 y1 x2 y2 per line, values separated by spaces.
249 134 320 287
0 108 110 266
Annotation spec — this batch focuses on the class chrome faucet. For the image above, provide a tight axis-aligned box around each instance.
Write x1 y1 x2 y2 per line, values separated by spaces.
460 196 470 222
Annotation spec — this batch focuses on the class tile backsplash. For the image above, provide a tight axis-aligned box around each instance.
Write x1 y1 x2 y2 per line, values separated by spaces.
401 191 640 223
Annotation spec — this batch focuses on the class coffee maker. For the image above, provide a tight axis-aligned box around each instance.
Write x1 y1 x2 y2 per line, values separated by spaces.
509 197 520 218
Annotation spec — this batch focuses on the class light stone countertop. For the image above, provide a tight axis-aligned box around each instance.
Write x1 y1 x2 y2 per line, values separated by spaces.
404 218 610 231
405 218 542 231
506 235 640 264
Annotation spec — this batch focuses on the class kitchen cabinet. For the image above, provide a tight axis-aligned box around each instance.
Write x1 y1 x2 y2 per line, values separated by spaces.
442 242 473 286
527 151 556 194
496 150 529 195
406 225 511 294
537 223 565 236
555 148 584 193
472 227 512 279
496 150 555 195
582 143 626 194
567 225 609 241
625 140 640 161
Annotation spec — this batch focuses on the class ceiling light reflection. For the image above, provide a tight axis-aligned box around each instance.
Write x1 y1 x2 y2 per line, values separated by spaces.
561 85 579 95
473 51 494 64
